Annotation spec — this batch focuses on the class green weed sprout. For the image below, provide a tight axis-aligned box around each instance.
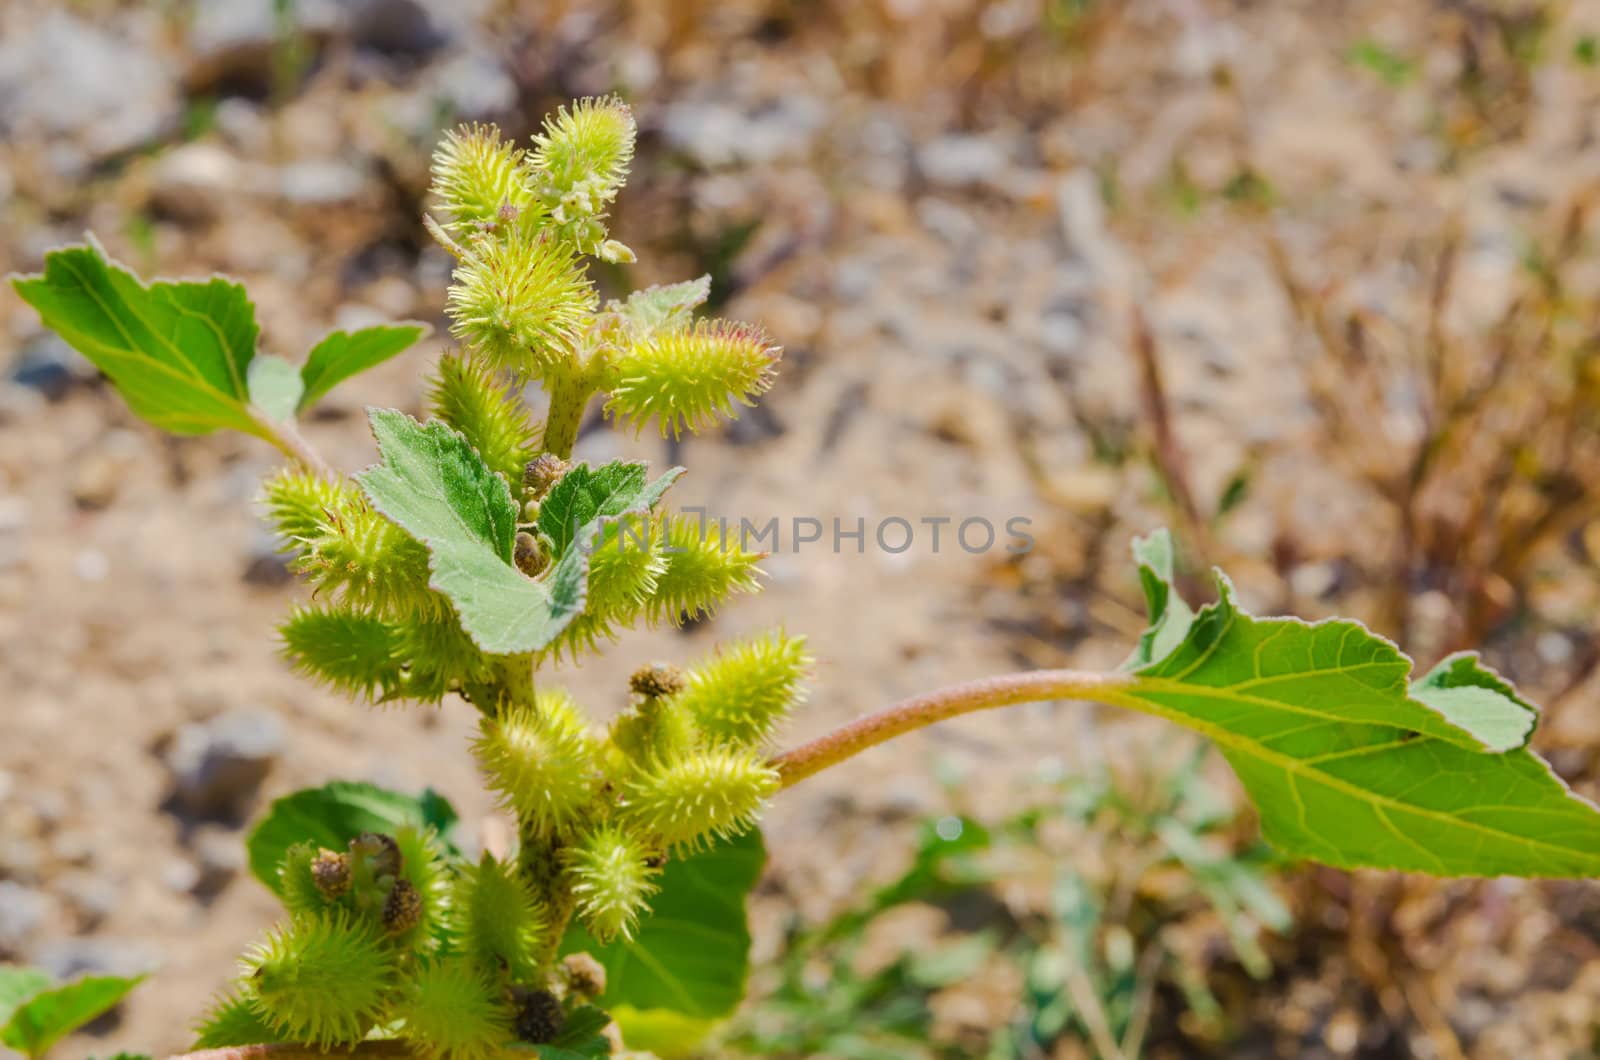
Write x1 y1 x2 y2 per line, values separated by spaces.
11 97 1600 1059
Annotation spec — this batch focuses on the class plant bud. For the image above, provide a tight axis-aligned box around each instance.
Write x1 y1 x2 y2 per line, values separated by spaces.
513 987 567 1044
629 663 685 699
597 239 637 264
311 849 351 900
383 878 424 935
514 531 547 576
560 952 607 1000
523 453 569 499
350 832 402 879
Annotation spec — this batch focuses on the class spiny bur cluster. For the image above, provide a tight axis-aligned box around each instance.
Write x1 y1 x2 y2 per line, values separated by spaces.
191 97 814 1057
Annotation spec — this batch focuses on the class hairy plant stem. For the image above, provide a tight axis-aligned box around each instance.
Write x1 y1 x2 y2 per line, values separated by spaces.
488 653 580 972
769 669 1137 789
541 372 593 459
257 415 333 477
520 826 578 971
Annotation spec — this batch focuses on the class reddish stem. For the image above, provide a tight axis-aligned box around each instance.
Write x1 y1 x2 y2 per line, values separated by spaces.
769 669 1134 789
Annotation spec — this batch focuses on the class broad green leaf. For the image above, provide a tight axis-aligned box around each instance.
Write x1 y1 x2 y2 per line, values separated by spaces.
417 786 461 839
614 276 711 337
11 238 269 440
0 968 53 1028
538 461 685 559
602 1008 716 1058
1410 651 1537 753
299 324 427 412
357 410 578 653
1122 529 1194 670
247 354 304 422
246 781 451 895
562 829 765 1055
543 1006 612 1057
1 974 144 1059
1112 552 1600 877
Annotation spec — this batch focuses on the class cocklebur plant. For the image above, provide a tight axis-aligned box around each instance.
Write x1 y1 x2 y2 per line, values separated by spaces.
11 96 1600 1059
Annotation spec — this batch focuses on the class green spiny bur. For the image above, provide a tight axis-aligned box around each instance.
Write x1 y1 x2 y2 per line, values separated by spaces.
647 512 764 624
391 826 450 949
451 853 550 982
279 605 406 701
623 747 779 852
427 350 541 488
473 692 598 837
396 957 513 1060
446 227 593 379
676 630 811 749
192 988 284 1049
564 824 659 943
243 911 395 1049
430 123 538 235
605 320 781 438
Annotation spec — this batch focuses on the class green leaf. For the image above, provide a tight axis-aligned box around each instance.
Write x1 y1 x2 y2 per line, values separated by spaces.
356 410 573 653
547 1005 612 1056
1122 529 1194 670
299 324 427 412
418 787 460 840
1115 554 1600 877
248 354 304 422
0 968 53 1028
11 237 269 439
538 461 685 559
1 974 145 1059
562 829 765 1055
246 781 451 895
614 276 711 337
1410 651 1537 753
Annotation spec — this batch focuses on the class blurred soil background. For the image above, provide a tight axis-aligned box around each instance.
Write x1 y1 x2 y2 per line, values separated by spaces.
2 0 1600 1057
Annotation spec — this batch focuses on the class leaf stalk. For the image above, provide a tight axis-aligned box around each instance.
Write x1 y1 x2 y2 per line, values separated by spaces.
769 669 1136 789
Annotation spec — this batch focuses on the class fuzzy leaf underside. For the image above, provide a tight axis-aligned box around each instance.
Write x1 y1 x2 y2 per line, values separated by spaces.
299 324 427 411
1122 529 1194 670
357 409 585 653
1115 531 1600 877
539 461 685 559
614 276 711 338
561 829 764 1051
11 238 268 438
0 973 145 1058
248 354 304 422
246 781 453 895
